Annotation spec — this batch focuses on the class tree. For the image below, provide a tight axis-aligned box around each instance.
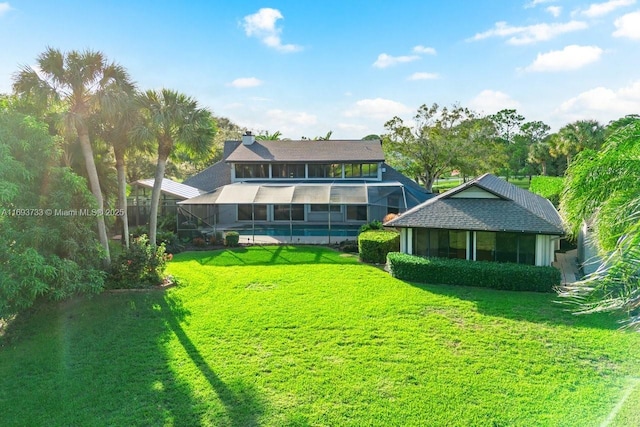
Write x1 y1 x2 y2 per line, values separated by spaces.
256 130 282 140
527 141 552 176
490 109 525 145
97 86 142 248
302 131 333 140
13 48 134 266
549 119 604 168
132 89 216 246
559 120 640 328
383 103 488 192
0 101 104 317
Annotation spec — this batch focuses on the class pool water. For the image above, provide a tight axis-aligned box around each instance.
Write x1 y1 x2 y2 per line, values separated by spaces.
235 224 360 237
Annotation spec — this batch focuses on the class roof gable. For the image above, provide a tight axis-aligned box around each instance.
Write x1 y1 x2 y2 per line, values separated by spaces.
385 174 564 235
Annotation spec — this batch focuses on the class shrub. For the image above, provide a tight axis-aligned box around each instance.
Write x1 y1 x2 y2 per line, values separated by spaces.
339 239 359 253
530 176 564 207
157 231 183 254
225 231 240 247
359 220 384 233
359 230 400 264
192 237 206 247
386 252 561 292
108 234 167 289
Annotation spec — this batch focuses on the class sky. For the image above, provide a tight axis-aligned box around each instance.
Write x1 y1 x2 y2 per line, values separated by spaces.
1 0 639 139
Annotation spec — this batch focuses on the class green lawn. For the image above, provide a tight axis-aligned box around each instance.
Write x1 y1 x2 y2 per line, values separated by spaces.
1 246 639 426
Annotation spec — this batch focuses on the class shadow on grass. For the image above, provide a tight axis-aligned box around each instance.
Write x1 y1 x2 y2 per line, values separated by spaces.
406 280 624 330
160 295 265 426
177 245 358 267
0 292 266 426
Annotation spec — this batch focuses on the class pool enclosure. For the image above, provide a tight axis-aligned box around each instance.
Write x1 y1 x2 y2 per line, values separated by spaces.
177 181 418 243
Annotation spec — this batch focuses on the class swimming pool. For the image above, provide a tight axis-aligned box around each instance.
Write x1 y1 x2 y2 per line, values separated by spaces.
235 224 360 237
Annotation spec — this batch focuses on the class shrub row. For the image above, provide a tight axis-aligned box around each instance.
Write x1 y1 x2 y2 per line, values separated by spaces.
386 252 561 292
358 230 400 264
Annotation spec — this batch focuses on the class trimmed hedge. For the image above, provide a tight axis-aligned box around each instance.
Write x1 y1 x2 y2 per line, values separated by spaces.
387 252 561 292
224 231 240 247
358 230 400 264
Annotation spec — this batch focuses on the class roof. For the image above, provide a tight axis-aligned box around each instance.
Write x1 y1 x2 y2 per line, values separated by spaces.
225 139 385 163
179 182 410 206
182 161 232 193
385 173 564 235
381 163 432 208
132 178 205 200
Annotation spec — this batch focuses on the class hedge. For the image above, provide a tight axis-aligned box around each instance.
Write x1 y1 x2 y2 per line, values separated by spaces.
529 176 564 207
358 230 400 264
224 231 240 247
386 252 561 292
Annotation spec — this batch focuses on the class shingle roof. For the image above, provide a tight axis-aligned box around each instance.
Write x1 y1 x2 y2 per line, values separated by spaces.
381 163 432 208
225 139 385 163
385 173 564 235
182 161 232 193
132 178 204 200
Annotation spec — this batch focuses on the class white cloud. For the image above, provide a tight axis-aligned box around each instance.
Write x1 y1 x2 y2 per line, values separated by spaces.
344 98 412 119
546 6 562 17
408 72 439 81
0 2 11 17
579 0 635 17
556 81 640 122
470 20 588 45
524 45 603 72
413 45 437 55
242 8 302 53
526 0 557 8
468 90 520 114
228 77 263 88
266 109 317 126
337 122 368 133
613 11 640 39
373 53 420 68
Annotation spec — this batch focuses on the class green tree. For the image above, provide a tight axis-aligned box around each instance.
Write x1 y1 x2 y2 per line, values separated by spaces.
256 130 283 140
0 102 104 317
132 89 216 246
549 119 604 169
13 48 134 266
559 120 640 328
383 103 497 191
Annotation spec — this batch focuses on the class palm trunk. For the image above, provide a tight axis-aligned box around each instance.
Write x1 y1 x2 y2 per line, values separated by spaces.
77 129 111 266
149 155 167 247
115 150 130 249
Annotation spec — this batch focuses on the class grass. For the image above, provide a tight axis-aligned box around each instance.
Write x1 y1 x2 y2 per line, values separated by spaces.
1 245 639 426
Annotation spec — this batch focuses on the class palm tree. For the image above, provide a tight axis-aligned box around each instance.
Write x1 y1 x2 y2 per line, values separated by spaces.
527 141 552 176
13 48 134 265
549 119 604 168
98 87 142 248
256 130 283 140
132 89 215 246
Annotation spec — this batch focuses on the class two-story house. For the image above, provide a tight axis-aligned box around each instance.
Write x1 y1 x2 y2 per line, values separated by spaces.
178 132 431 242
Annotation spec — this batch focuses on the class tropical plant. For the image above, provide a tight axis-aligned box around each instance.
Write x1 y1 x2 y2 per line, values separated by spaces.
13 48 135 265
558 120 640 328
256 130 282 140
132 89 216 246
549 119 605 168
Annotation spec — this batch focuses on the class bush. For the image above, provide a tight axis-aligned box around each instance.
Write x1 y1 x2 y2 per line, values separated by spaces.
530 176 564 207
359 230 400 264
339 239 359 253
157 231 183 254
108 234 168 289
225 231 240 247
192 237 206 247
386 252 561 292
359 220 384 233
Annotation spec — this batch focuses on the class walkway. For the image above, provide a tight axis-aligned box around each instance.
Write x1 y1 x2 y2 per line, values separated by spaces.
553 249 581 284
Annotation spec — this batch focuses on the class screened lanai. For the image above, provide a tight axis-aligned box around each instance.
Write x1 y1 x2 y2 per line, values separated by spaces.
177 182 415 243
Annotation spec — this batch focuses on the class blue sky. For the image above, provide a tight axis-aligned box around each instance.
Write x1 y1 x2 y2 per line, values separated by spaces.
1 0 639 139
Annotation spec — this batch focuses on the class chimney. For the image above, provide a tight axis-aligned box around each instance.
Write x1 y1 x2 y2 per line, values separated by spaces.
242 131 255 145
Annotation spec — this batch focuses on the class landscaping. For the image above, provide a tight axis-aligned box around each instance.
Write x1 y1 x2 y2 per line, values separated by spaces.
1 246 639 426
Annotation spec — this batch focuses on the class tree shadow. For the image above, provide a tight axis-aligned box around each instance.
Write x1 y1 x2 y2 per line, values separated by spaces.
159 295 266 426
404 280 625 330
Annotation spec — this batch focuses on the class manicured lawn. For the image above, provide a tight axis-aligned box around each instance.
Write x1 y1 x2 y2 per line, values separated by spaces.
1 246 639 426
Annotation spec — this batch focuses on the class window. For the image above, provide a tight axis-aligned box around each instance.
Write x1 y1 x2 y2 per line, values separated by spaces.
235 163 267 179
237 204 267 221
273 204 305 221
477 231 536 265
308 164 342 178
310 204 341 212
412 228 466 259
272 163 305 179
347 205 367 221
344 163 379 178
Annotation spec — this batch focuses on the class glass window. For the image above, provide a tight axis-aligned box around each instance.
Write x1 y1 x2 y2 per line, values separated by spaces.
347 205 367 221
237 204 267 221
519 234 536 265
449 230 467 259
274 204 304 221
235 164 267 179
308 164 329 178
291 204 305 221
272 164 305 178
476 231 496 262
310 204 341 212
496 232 519 263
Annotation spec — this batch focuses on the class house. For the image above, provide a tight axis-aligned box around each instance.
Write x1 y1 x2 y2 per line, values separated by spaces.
384 173 564 266
177 132 431 242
